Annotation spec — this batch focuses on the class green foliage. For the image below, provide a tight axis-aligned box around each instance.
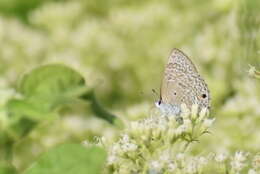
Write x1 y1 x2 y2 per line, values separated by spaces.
24 144 106 174
8 64 88 120
7 64 120 124
0 162 17 174
0 64 121 173
19 64 85 98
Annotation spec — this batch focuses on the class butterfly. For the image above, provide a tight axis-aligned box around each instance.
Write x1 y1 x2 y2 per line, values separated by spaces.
156 48 210 115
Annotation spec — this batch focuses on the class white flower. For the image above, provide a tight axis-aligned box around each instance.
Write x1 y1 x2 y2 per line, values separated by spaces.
197 156 207 166
181 103 190 119
183 119 192 133
186 159 197 174
168 162 177 171
198 107 208 122
176 153 185 161
121 142 138 152
110 143 121 154
167 116 177 128
148 169 160 174
93 136 105 147
128 143 138 151
248 169 257 174
191 104 199 119
121 134 130 143
107 155 117 165
157 118 168 132
234 151 247 162
175 124 187 136
231 151 248 172
252 154 260 169
119 134 138 152
215 153 228 162
159 150 171 162
130 121 139 131
150 160 162 171
202 118 215 129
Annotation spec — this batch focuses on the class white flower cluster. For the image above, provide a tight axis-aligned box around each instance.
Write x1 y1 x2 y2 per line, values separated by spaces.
105 104 215 174
231 151 248 172
101 103 260 174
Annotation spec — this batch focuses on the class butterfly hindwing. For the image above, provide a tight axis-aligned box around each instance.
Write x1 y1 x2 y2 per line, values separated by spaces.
160 48 210 110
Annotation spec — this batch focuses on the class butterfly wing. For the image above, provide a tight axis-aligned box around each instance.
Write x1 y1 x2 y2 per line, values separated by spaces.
160 48 210 109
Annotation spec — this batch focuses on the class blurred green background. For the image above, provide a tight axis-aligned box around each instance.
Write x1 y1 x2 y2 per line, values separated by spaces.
0 0 259 172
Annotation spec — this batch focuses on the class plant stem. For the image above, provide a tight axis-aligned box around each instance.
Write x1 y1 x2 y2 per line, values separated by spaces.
82 90 124 128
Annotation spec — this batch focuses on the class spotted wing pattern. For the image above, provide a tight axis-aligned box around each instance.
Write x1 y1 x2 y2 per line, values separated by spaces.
160 48 210 109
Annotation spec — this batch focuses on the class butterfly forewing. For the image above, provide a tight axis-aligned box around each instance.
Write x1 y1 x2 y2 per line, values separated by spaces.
160 48 210 110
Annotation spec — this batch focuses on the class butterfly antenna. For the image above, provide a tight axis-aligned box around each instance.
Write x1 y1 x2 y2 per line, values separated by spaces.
152 89 160 102
152 89 159 97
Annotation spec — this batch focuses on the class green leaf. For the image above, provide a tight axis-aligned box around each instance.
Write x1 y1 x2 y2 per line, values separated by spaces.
19 64 86 99
7 99 49 120
9 64 122 126
0 162 17 174
24 144 106 174
13 64 90 118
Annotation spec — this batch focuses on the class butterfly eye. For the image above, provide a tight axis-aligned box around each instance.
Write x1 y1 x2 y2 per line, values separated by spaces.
202 94 207 98
174 92 177 95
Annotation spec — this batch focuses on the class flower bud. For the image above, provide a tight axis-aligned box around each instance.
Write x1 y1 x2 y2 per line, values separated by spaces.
202 118 215 130
198 107 208 122
191 104 199 120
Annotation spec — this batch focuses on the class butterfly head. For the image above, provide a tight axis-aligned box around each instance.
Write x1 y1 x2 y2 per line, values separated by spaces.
155 99 162 108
